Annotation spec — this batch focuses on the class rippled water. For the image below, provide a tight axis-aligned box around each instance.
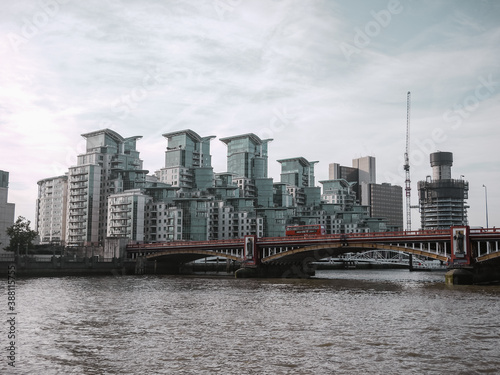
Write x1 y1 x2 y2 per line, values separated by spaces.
2 270 500 374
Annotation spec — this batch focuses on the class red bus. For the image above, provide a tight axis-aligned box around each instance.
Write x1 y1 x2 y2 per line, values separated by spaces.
286 224 326 236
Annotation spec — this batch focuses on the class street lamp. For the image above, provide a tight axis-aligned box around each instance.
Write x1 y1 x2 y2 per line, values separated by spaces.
483 185 489 228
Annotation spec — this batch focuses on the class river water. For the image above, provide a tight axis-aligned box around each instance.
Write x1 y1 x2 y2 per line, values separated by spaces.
2 269 500 374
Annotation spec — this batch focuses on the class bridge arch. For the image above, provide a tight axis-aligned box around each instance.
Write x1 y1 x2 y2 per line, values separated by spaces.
261 242 449 263
145 249 242 262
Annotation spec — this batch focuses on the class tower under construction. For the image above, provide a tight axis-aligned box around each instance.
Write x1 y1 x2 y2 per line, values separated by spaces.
417 152 469 229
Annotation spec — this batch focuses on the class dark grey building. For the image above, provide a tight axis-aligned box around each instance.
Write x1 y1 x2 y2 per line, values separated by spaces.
361 182 403 232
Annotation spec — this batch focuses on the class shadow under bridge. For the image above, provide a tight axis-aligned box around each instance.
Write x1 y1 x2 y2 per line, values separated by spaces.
145 249 242 263
260 242 449 264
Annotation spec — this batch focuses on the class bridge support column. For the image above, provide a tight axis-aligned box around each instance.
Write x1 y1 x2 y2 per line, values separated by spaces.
445 269 473 285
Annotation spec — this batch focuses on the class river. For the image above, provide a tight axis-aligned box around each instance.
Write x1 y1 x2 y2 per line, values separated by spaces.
2 269 500 374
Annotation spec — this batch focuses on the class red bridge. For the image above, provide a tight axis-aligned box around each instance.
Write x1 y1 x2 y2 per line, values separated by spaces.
126 226 500 279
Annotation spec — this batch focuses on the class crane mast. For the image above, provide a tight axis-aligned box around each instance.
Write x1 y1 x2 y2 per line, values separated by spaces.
404 91 411 231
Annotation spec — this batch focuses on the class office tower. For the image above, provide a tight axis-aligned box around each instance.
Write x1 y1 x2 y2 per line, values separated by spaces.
36 175 68 244
328 163 358 182
0 171 15 251
417 152 469 229
361 182 403 231
352 156 376 185
329 156 375 202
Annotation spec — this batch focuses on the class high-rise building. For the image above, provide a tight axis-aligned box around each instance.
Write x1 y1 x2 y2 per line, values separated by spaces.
352 156 376 185
327 157 403 231
328 163 358 182
417 152 469 229
220 133 272 180
66 129 148 246
329 156 376 202
107 189 150 241
36 175 68 245
0 171 15 252
157 130 215 190
36 129 396 247
278 157 318 188
361 182 403 231
277 157 319 207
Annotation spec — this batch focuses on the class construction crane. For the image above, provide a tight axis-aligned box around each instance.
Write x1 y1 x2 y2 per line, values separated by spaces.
404 91 411 231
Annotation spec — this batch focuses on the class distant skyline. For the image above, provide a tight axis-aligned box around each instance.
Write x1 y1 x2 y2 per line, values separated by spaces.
1 0 499 228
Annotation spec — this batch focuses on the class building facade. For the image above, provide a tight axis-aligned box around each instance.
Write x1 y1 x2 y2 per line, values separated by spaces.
329 156 376 202
157 130 215 189
65 129 148 246
220 133 272 181
36 175 68 245
361 182 403 231
36 129 394 248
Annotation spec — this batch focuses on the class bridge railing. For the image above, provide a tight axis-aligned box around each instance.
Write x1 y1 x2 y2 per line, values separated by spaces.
126 228 454 251
260 229 450 243
470 228 499 235
127 238 245 250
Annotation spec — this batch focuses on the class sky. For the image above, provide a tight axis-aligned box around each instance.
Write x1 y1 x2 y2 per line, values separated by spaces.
1 0 499 229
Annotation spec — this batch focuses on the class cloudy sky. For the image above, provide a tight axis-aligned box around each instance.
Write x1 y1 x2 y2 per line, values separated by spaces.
1 0 499 229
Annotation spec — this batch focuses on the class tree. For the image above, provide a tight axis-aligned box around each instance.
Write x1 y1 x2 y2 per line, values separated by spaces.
4 216 38 253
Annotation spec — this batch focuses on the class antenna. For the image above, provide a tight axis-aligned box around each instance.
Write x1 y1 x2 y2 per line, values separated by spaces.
404 91 411 231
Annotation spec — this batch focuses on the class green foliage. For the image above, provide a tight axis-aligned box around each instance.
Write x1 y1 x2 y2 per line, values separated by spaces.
4 216 38 252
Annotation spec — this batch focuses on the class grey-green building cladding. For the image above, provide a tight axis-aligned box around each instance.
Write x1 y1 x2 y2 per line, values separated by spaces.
220 133 271 180
37 129 391 246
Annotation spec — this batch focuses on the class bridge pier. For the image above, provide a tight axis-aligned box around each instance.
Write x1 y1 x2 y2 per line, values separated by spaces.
445 268 474 285
471 257 500 285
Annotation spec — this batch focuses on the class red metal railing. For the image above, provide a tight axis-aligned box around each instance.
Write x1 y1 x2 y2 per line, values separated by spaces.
126 228 455 251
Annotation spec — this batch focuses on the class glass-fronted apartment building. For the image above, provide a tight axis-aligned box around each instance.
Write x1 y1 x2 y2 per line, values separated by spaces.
36 175 68 244
36 128 392 247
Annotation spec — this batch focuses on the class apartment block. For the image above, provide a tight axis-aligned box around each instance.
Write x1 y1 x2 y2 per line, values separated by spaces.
35 129 394 248
36 175 68 244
